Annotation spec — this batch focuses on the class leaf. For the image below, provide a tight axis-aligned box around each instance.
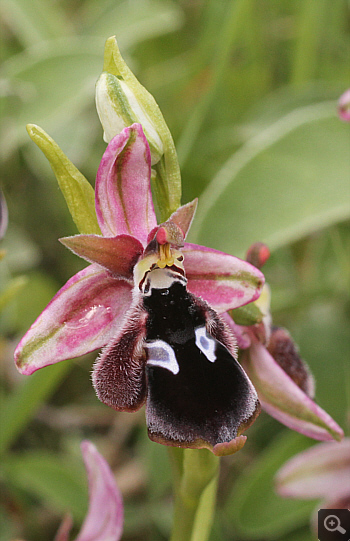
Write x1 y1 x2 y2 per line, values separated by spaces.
1 0 184 158
147 439 172 500
83 0 184 48
2 451 88 522
0 276 27 312
0 361 72 456
224 430 317 539
0 507 17 541
10 271 60 335
0 0 71 46
293 301 349 429
191 102 350 257
230 302 263 326
26 124 100 235
1 40 104 156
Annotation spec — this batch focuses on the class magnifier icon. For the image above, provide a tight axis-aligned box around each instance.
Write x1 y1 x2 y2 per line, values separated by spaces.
324 514 346 534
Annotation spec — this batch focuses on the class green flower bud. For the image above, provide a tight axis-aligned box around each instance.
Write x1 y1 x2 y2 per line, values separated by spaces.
96 72 164 165
95 36 182 222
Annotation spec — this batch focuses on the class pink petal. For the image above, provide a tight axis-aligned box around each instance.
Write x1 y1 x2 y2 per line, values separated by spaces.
53 515 74 541
95 123 157 244
75 441 123 541
338 89 350 122
183 243 265 313
0 189 8 240
275 438 350 502
14 265 132 374
60 234 143 278
242 342 344 441
168 199 198 238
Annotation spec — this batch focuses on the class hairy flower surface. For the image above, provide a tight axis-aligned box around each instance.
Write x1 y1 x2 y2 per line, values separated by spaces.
15 123 264 454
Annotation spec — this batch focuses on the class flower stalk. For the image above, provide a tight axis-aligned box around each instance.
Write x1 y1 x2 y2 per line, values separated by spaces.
169 448 219 541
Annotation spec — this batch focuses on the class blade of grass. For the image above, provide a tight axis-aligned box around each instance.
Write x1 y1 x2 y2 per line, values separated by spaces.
291 0 328 86
176 0 253 168
0 0 71 46
0 361 72 456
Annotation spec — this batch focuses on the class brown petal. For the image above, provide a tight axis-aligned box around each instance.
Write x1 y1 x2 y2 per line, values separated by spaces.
60 234 143 278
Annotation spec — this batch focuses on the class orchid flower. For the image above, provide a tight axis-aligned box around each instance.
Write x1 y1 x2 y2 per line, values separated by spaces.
14 123 264 455
275 438 350 531
0 189 8 241
338 89 350 122
51 441 123 541
227 243 344 442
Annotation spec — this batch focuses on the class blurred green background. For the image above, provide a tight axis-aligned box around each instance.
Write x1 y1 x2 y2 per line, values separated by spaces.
0 0 349 540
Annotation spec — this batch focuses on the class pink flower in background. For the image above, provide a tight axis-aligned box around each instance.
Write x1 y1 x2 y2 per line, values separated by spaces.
275 438 350 531
53 441 123 541
338 89 350 122
275 438 350 508
227 243 344 442
0 189 8 240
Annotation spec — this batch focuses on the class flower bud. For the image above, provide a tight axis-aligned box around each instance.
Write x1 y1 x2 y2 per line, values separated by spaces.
246 242 270 269
95 36 182 221
96 72 164 166
267 327 315 397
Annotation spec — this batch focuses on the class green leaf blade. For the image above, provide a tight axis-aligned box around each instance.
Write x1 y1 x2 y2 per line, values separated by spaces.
191 103 350 257
225 430 317 539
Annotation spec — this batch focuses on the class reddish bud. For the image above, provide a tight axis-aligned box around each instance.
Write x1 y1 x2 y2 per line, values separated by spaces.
246 242 270 269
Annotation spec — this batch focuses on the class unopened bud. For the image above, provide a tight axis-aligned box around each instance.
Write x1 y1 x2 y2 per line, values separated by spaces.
96 72 164 165
246 242 270 269
267 327 315 398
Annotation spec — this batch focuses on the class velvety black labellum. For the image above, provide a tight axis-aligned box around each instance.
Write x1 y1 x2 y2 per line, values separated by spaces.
143 282 257 447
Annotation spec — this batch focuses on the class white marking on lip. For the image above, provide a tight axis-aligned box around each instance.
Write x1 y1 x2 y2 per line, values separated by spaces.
146 340 179 375
195 326 216 363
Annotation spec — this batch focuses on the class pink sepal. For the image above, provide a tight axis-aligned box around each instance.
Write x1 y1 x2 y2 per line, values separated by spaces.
168 199 198 238
53 514 73 541
95 124 157 244
183 243 264 313
275 438 350 502
75 441 123 541
220 312 252 349
14 264 132 374
242 341 344 442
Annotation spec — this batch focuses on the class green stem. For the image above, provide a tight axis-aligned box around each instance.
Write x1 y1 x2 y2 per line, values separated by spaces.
169 448 220 541
191 474 218 541
0 361 72 456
